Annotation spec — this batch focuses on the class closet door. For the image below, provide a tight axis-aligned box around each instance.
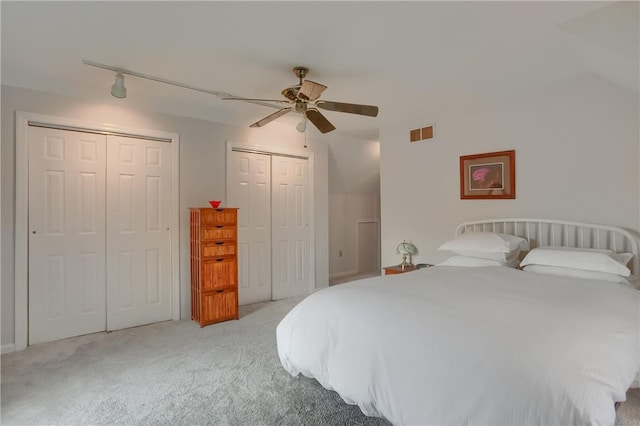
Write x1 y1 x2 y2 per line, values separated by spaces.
271 156 310 300
106 136 172 330
28 127 107 344
228 150 272 305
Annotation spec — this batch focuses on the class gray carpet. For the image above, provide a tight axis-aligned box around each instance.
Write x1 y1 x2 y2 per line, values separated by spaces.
2 297 389 425
1 296 639 425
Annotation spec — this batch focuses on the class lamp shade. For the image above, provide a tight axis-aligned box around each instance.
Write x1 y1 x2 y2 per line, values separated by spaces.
396 240 417 268
111 73 127 98
296 117 307 133
396 241 418 256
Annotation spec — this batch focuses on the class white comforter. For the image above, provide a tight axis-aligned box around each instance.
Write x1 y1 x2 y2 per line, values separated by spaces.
276 266 640 425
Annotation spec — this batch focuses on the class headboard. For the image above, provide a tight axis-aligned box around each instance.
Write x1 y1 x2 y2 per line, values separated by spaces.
455 218 640 277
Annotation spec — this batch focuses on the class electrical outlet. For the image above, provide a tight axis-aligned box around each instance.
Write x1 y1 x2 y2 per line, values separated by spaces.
339 250 343 257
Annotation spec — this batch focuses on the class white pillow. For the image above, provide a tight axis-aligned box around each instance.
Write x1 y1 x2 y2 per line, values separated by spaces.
451 250 520 265
438 255 511 267
438 232 530 254
522 265 631 286
520 247 632 277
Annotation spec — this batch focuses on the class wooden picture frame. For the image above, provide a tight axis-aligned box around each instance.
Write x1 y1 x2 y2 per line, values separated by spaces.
460 150 515 199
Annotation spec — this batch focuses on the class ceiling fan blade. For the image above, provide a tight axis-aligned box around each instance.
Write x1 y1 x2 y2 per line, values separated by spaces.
223 97 290 104
250 107 292 128
306 109 336 134
298 80 327 101
316 100 378 117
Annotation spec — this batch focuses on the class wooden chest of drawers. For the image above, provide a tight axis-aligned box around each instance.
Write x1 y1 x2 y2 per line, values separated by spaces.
190 208 239 327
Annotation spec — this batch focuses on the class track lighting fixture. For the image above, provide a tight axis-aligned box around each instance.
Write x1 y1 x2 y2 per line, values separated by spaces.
83 60 280 109
110 73 127 98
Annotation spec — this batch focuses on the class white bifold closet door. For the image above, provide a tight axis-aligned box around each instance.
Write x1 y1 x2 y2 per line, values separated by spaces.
228 151 272 305
28 127 172 345
271 156 310 300
28 127 107 344
228 150 310 305
105 135 172 331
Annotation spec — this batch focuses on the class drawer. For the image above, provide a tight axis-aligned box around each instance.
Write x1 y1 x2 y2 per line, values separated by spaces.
201 225 236 241
199 208 237 225
202 288 238 323
202 258 237 291
202 241 236 257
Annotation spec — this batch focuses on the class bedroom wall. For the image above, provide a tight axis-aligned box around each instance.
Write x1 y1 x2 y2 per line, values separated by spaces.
380 74 640 267
328 139 380 278
0 84 330 349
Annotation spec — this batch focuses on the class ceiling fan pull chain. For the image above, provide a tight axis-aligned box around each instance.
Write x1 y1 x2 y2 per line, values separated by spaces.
304 127 307 149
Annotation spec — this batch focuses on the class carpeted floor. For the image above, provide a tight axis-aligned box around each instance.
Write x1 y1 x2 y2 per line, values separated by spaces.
2 295 639 425
2 297 389 425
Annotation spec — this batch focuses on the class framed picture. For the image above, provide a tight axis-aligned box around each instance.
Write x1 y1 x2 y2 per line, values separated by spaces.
460 150 515 199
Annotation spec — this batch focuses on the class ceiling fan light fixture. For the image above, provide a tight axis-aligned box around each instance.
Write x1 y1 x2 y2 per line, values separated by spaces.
111 73 127 98
296 116 307 133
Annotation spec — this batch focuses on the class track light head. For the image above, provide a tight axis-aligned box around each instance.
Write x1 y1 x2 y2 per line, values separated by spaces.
111 73 127 98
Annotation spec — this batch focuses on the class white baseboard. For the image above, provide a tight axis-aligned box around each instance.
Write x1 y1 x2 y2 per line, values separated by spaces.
1 343 16 354
329 270 358 280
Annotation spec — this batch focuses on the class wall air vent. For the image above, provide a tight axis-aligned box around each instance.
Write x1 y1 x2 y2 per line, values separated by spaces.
409 125 435 142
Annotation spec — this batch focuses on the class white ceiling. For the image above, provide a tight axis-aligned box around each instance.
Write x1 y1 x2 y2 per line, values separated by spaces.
2 1 637 141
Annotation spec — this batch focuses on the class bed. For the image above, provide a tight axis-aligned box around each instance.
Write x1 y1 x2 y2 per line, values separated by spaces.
276 219 640 425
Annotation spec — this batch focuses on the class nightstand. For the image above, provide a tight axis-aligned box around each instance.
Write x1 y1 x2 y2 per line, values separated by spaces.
383 265 418 275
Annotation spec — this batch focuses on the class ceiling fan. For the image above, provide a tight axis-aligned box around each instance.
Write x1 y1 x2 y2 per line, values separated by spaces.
223 67 379 134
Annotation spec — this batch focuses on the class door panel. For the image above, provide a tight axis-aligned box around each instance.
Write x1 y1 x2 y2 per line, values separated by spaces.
228 151 272 305
106 135 172 331
271 157 310 300
28 127 107 344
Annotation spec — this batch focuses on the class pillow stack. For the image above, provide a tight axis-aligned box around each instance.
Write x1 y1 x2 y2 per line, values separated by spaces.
437 232 529 268
436 232 635 285
520 247 633 285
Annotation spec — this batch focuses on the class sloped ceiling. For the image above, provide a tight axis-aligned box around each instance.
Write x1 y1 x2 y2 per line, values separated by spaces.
328 138 380 194
550 1 639 93
1 1 637 141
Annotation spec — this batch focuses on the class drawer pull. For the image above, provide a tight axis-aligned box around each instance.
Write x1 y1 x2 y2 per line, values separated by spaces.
215 241 224 245
216 208 224 212
215 225 223 229
216 258 224 262
216 289 224 293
